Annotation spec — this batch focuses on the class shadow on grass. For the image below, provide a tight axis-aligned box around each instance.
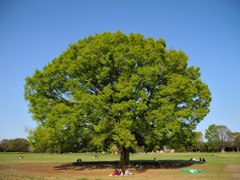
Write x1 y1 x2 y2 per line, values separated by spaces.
54 160 205 173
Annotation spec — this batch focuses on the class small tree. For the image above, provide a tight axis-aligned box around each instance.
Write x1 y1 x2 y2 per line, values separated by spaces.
233 133 240 152
194 131 204 152
8 140 15 152
0 139 9 152
205 124 232 152
13 138 30 152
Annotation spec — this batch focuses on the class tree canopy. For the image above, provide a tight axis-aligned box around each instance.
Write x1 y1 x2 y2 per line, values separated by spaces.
0 138 29 152
25 31 211 165
234 134 240 152
205 124 233 152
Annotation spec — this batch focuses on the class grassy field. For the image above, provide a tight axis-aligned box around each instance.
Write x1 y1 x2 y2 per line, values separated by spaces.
0 152 239 180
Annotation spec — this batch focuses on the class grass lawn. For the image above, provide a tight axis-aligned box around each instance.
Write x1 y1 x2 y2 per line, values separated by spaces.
0 152 239 180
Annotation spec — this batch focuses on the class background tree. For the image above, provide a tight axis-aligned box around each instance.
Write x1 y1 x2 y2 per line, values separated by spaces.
13 138 30 152
0 139 9 152
25 31 211 165
196 131 204 142
205 124 232 152
1 138 30 152
7 138 29 152
233 133 240 152
193 131 205 152
225 132 239 151
8 139 15 152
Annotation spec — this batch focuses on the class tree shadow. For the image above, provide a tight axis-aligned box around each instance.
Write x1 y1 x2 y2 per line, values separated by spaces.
54 160 205 173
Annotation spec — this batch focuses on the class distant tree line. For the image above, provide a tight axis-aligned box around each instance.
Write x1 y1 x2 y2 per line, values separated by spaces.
1 124 239 153
0 138 29 152
193 124 240 153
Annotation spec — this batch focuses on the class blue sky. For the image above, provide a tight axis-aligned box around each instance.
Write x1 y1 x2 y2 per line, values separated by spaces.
0 0 239 140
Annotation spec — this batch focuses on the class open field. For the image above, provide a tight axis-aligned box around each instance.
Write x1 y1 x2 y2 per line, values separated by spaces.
0 152 240 180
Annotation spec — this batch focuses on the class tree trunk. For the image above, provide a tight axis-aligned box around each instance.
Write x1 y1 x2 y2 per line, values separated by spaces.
237 147 239 152
220 147 225 153
119 146 130 166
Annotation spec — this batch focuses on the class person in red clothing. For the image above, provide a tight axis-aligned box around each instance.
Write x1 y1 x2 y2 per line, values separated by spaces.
112 170 120 176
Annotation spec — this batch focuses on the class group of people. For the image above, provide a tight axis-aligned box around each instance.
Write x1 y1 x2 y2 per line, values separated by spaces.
109 169 133 176
189 157 206 162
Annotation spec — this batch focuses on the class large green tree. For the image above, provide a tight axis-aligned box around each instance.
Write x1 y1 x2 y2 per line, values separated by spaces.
25 31 211 165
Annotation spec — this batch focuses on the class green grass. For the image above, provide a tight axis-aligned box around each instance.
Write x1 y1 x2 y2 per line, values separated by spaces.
0 152 122 163
0 152 239 180
2 152 239 164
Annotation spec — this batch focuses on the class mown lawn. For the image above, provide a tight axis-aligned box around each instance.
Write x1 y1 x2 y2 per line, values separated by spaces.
0 152 239 180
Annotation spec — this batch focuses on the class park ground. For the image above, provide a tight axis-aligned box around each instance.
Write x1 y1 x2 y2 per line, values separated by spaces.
0 152 240 180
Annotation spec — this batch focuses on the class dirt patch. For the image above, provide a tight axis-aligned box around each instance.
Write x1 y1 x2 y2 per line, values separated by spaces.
0 161 205 178
225 164 240 179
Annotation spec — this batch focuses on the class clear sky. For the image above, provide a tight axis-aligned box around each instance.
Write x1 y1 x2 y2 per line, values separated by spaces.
0 0 240 141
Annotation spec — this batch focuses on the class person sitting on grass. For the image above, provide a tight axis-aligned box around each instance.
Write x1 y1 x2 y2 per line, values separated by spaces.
135 163 143 168
109 169 133 176
18 154 24 159
118 169 122 175
154 158 161 168
112 169 120 176
124 170 133 176
119 169 133 176
76 159 82 165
